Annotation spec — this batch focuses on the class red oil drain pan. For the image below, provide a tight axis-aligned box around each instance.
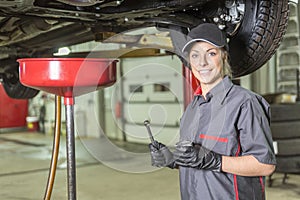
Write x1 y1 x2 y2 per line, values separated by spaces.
18 58 117 98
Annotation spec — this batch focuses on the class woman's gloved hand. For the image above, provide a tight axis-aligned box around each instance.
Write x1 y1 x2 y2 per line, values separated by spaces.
174 140 222 172
149 141 176 169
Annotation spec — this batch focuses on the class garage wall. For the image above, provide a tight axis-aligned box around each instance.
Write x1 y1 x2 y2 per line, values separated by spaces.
29 89 105 138
242 56 277 95
104 55 183 146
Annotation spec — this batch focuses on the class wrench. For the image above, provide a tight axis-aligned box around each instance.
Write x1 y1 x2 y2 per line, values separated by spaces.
144 120 159 149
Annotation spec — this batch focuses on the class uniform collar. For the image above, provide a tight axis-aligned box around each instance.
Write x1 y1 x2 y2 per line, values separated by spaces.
194 86 202 96
208 76 234 105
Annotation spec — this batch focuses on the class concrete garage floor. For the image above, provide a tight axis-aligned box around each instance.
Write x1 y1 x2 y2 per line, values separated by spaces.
0 132 299 200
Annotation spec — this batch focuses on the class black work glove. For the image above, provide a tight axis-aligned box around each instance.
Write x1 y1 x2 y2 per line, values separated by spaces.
149 141 176 169
174 140 222 172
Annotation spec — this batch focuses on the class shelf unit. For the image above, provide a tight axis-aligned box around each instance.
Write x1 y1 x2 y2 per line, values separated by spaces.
276 3 300 93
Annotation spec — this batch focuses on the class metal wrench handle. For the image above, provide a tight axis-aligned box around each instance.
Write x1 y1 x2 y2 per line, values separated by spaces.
144 120 155 143
144 120 159 148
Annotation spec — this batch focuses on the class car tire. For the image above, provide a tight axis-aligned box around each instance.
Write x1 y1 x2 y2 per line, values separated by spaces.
2 64 39 99
2 80 39 99
229 0 289 77
270 104 300 174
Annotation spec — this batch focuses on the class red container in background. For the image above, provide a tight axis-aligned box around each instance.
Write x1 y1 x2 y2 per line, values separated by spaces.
0 83 28 131
26 116 39 132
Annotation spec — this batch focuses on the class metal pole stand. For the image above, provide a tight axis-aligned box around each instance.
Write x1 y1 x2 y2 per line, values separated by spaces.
64 97 76 200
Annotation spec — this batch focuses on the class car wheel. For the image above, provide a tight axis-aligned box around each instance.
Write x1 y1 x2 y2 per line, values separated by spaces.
2 68 39 99
229 0 289 77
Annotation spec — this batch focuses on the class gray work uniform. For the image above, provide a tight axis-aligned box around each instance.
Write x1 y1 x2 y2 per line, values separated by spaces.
179 76 276 200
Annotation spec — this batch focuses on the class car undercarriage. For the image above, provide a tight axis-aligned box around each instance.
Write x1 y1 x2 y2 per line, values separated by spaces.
0 0 291 98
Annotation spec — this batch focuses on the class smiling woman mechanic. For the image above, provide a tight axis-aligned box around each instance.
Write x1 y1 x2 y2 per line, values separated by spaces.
149 23 276 200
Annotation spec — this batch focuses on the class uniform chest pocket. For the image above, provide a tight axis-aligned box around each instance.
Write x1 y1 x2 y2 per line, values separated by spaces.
198 133 238 156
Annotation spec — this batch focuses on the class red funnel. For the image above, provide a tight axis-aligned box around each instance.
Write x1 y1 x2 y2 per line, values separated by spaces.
18 58 117 99
18 58 118 199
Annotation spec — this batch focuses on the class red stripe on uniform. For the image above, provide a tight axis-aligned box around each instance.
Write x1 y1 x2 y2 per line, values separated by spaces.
199 134 228 143
259 176 265 198
233 175 239 200
233 139 241 200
